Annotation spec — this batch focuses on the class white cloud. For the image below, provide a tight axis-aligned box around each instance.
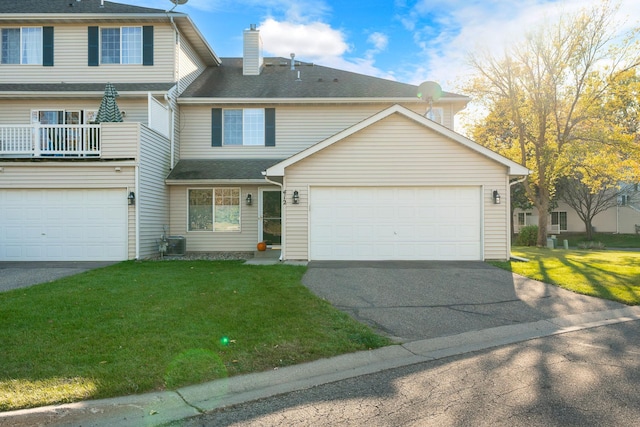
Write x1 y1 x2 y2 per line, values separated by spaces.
259 18 349 61
258 19 398 80
367 32 388 51
398 0 640 90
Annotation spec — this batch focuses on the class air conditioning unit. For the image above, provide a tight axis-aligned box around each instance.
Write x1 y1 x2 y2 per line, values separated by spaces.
166 236 186 255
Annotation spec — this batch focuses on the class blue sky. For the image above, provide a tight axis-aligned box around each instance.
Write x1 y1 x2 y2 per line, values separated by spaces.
120 0 638 92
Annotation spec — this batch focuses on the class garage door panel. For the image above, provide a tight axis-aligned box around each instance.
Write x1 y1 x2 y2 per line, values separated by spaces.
0 189 127 261
310 186 481 261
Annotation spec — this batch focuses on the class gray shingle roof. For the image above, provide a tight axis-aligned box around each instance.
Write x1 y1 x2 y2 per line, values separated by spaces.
166 159 286 181
0 83 174 94
181 57 467 100
0 0 165 14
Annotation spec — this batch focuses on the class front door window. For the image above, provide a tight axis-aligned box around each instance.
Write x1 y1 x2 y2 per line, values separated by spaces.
261 190 281 246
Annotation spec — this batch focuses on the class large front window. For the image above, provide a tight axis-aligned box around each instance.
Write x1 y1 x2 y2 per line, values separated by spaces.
101 27 142 64
1 27 42 64
188 188 240 232
223 109 265 146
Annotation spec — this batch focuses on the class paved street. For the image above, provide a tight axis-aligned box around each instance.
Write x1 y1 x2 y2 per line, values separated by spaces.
174 321 640 426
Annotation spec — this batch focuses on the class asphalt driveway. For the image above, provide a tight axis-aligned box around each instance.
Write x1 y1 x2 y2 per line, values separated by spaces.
302 261 626 342
0 261 117 293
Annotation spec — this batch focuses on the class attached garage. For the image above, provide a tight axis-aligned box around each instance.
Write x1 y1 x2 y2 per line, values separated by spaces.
266 105 529 262
309 186 482 260
0 189 128 261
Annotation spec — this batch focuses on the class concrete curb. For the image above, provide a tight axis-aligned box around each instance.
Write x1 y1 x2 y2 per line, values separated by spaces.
2 306 640 427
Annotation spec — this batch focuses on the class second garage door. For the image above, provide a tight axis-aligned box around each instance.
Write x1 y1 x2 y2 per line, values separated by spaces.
0 189 128 261
309 186 482 261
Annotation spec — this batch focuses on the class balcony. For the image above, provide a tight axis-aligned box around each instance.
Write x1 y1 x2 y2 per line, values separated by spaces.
0 124 101 158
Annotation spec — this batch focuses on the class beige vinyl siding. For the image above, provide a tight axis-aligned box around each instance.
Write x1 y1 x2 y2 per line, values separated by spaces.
177 103 453 159
515 201 640 235
176 36 206 95
100 122 140 159
138 125 171 258
0 163 136 259
0 23 175 84
168 185 276 252
282 113 509 260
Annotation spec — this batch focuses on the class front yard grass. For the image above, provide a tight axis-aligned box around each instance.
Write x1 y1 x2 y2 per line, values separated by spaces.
0 261 391 411
491 247 640 305
552 232 640 248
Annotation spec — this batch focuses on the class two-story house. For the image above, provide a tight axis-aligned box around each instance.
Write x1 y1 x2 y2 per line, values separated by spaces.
1 0 528 262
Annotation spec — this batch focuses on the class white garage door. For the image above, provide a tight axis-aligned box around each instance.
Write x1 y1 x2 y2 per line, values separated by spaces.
0 189 128 261
310 187 482 261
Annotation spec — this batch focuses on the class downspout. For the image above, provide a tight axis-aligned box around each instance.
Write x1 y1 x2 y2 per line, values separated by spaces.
168 15 181 93
164 92 175 169
135 164 140 259
262 172 284 261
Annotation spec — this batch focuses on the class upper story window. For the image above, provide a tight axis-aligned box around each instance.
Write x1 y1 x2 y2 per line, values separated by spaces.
88 26 153 66
212 108 276 147
223 109 265 146
101 27 142 64
1 27 42 65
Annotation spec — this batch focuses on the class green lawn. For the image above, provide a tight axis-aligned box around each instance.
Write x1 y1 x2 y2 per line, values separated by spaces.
548 232 640 248
491 247 640 305
0 261 391 411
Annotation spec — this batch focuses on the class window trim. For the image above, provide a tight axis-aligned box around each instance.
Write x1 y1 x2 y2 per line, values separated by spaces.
1 26 47 65
211 108 276 147
223 108 266 146
88 25 152 66
551 211 567 231
187 188 242 233
100 26 143 65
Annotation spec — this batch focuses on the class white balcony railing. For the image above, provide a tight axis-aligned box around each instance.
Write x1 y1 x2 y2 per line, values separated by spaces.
0 124 101 157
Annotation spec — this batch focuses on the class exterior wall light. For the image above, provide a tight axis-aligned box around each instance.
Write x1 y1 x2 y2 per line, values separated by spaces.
493 190 501 204
292 190 300 204
246 193 252 205
128 191 136 205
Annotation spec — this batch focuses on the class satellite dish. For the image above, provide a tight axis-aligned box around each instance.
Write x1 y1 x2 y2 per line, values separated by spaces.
417 81 442 102
168 0 188 12
417 81 443 121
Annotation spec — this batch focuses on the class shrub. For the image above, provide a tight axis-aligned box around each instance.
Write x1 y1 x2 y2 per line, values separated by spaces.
516 225 538 246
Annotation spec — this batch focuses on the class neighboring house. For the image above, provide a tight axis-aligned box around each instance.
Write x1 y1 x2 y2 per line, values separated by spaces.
1 0 529 262
0 0 218 261
514 185 640 235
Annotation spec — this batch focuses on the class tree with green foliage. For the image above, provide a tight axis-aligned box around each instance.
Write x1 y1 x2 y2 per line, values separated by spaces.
466 0 640 246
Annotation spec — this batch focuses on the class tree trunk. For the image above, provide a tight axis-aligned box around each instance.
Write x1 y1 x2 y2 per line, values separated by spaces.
585 221 594 241
536 192 550 247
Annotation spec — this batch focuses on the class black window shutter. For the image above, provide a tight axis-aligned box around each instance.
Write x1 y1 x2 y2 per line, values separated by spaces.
265 108 276 146
42 27 54 66
211 108 222 147
88 26 99 66
143 26 154 66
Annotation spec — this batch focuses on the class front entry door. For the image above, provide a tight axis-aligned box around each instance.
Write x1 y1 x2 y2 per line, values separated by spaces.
260 189 282 246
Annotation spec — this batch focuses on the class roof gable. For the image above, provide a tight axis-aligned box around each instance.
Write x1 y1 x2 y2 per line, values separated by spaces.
265 104 529 177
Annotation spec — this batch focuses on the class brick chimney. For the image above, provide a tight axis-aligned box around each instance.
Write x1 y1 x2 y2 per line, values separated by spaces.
243 24 263 76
